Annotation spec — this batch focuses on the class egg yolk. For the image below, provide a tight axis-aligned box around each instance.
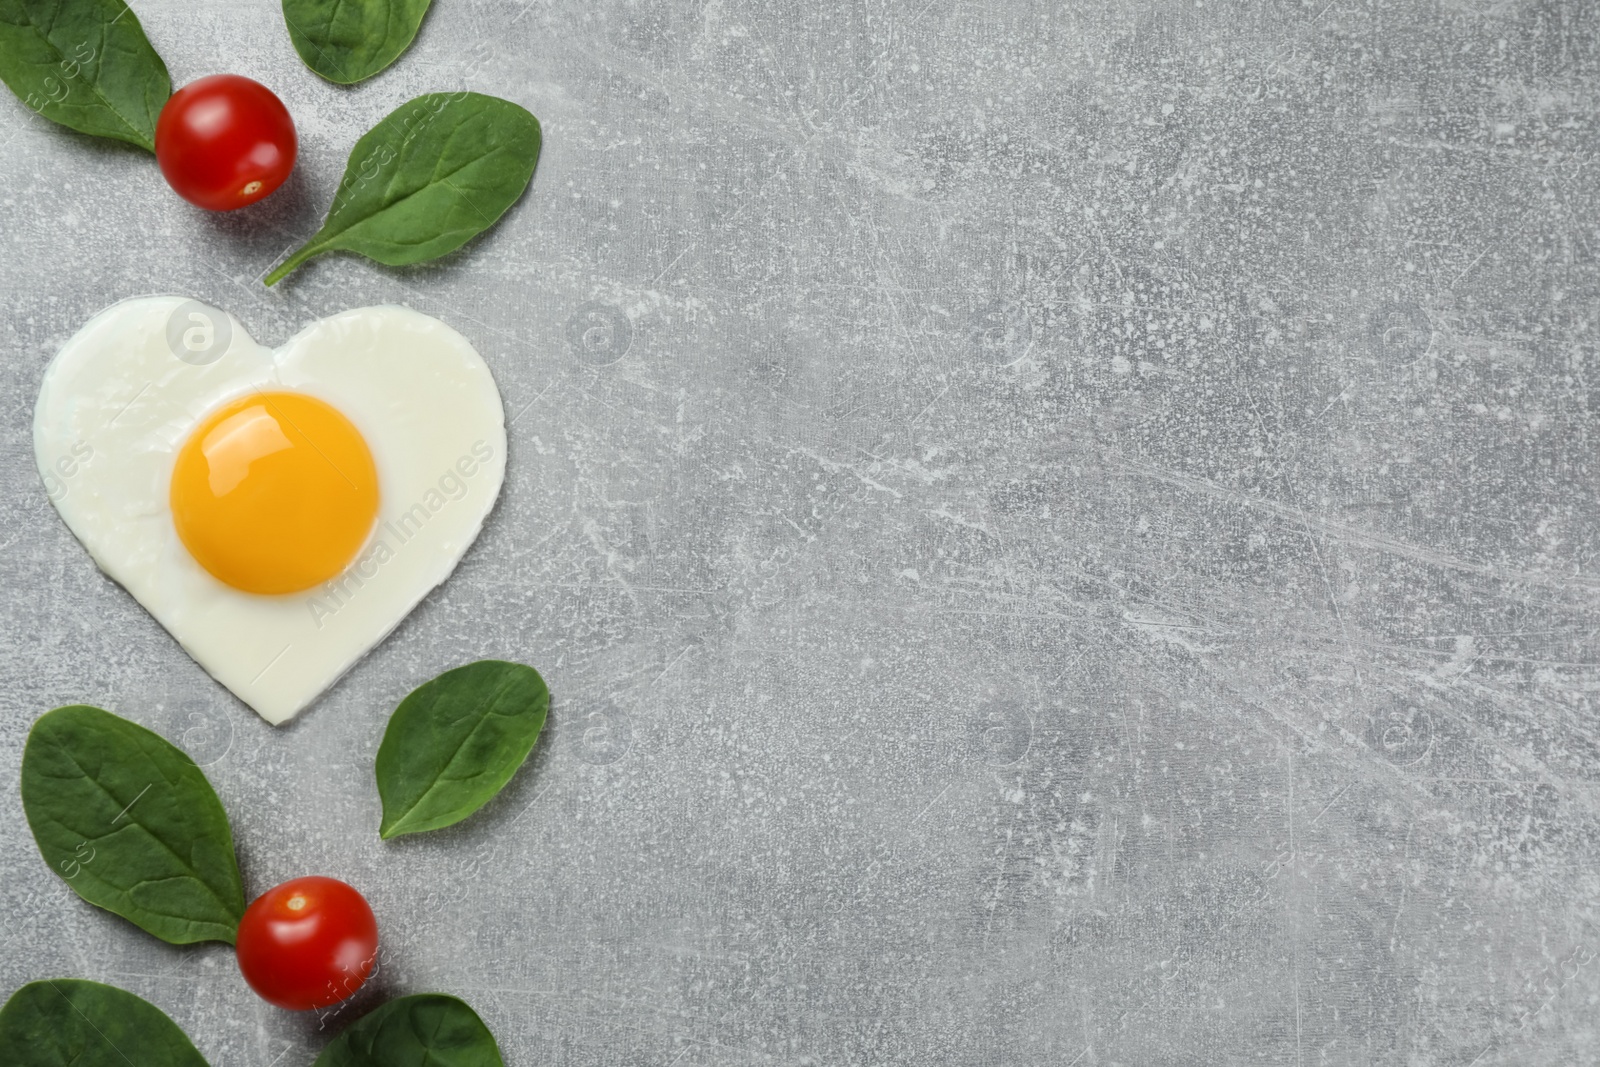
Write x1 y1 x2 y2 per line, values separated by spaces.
171 392 379 595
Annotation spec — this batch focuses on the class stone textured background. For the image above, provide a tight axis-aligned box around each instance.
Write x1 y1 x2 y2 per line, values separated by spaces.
3 0 1600 1063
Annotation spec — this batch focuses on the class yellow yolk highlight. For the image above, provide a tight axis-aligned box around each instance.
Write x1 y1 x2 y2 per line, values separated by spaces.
171 391 379 595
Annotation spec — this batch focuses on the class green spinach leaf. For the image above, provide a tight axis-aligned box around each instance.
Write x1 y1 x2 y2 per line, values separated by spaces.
0 978 208 1067
282 0 432 85
263 92 540 286
376 661 549 839
21 705 245 945
316 993 503 1067
0 0 171 151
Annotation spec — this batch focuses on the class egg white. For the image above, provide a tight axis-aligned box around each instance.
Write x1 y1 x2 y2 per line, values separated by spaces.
34 296 508 725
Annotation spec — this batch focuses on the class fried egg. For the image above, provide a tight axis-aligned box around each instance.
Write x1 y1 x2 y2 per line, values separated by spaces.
34 297 507 724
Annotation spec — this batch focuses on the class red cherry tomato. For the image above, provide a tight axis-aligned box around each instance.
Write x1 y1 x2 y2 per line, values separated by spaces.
235 876 378 1011
155 75 297 211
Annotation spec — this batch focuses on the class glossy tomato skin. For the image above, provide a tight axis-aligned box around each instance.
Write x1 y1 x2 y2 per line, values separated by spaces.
236 876 378 1011
155 75 296 211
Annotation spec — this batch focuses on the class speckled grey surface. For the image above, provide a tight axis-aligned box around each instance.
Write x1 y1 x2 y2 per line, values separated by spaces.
3 0 1600 1063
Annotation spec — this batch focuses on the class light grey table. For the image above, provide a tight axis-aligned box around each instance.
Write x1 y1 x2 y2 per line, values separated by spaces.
4 1 1598 1063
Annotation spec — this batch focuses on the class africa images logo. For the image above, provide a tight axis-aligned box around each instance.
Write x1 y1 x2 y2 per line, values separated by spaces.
305 439 496 629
